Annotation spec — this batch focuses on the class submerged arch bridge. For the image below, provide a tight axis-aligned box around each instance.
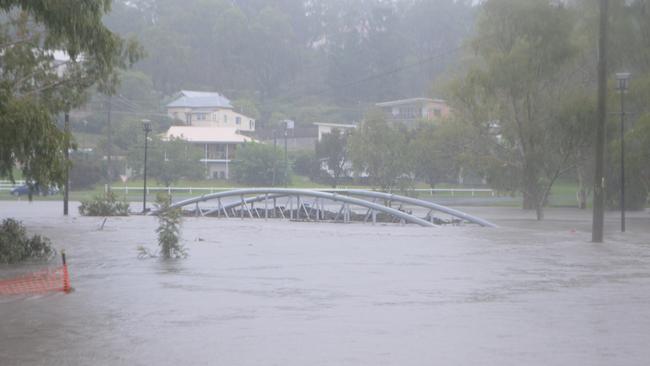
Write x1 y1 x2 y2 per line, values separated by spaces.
151 188 496 228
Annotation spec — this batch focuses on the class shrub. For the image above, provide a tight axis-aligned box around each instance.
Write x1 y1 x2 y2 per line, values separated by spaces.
69 156 104 190
231 142 290 186
155 193 186 259
292 150 320 180
0 218 54 264
79 192 130 216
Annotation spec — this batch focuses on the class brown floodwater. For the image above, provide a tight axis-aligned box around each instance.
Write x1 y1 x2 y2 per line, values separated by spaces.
1 201 649 365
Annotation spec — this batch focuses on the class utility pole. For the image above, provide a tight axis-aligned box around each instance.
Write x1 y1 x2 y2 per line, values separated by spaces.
272 130 277 187
592 0 609 243
282 120 294 187
616 72 630 232
284 128 288 187
63 112 70 216
106 95 113 188
142 120 152 213
620 92 625 233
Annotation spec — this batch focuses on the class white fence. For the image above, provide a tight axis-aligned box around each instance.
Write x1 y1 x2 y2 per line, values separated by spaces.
416 188 496 197
1 181 496 197
104 185 496 197
0 180 26 191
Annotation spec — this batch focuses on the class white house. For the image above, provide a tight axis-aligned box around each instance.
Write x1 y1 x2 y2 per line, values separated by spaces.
313 122 357 141
165 126 256 179
166 90 256 132
376 97 450 126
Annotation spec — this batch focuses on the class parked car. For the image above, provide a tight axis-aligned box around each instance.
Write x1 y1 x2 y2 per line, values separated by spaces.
10 184 60 197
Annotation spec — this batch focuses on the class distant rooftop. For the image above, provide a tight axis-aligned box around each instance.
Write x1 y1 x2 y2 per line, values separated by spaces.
165 126 255 144
167 90 233 109
313 122 357 128
375 97 446 107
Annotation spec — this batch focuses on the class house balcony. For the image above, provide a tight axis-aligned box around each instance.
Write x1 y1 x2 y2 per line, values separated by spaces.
200 158 231 163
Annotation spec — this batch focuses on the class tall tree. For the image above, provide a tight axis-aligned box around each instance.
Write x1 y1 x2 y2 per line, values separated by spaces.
127 136 204 187
410 121 465 189
348 109 411 190
150 138 204 187
315 128 350 187
231 142 290 186
448 0 585 219
0 0 140 188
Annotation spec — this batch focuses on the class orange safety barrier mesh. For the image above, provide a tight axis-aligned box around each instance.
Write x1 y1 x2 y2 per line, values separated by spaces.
0 265 71 295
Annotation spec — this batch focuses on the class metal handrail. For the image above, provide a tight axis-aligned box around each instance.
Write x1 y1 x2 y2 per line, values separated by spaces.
151 188 436 227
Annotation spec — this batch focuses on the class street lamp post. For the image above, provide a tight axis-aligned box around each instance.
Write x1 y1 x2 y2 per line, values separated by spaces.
616 72 630 232
142 120 152 213
284 128 288 187
282 120 294 187
63 112 70 216
271 130 277 187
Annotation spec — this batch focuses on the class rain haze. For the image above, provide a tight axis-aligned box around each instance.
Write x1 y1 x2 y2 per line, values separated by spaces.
1 1 649 365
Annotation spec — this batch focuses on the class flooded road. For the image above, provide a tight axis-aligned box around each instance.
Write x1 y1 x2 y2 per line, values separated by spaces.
1 202 649 365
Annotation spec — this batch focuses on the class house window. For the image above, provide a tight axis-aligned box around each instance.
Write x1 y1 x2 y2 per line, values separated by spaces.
207 144 227 159
236 116 241 125
399 107 417 119
224 115 228 123
249 120 254 129
433 108 442 117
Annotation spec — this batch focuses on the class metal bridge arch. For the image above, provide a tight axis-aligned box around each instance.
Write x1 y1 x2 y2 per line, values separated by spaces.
329 189 496 228
150 188 496 228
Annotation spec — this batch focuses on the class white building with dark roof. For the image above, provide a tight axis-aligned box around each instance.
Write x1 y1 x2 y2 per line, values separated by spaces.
376 97 450 126
166 90 256 132
313 122 357 141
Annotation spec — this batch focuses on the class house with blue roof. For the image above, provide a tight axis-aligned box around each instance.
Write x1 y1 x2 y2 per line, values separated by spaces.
165 90 258 179
166 90 256 132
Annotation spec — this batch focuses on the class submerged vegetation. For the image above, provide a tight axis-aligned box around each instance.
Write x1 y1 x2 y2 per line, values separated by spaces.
155 193 186 259
79 192 130 216
0 219 54 264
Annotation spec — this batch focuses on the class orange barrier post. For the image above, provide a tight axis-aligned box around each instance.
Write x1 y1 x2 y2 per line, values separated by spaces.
0 251 72 296
61 251 71 293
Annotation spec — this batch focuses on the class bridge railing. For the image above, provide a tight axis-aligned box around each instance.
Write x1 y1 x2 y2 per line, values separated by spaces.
148 188 497 227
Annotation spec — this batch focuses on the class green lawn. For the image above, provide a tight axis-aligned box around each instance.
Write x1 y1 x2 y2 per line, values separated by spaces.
4 174 645 209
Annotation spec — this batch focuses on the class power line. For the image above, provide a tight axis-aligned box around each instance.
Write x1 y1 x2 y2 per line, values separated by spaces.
84 98 168 118
270 31 496 104
116 93 153 111
106 110 170 117
269 31 495 122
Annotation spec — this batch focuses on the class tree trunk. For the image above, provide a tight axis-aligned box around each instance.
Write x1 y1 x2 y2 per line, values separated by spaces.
576 163 588 209
522 159 538 210
535 203 544 220
523 192 535 210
